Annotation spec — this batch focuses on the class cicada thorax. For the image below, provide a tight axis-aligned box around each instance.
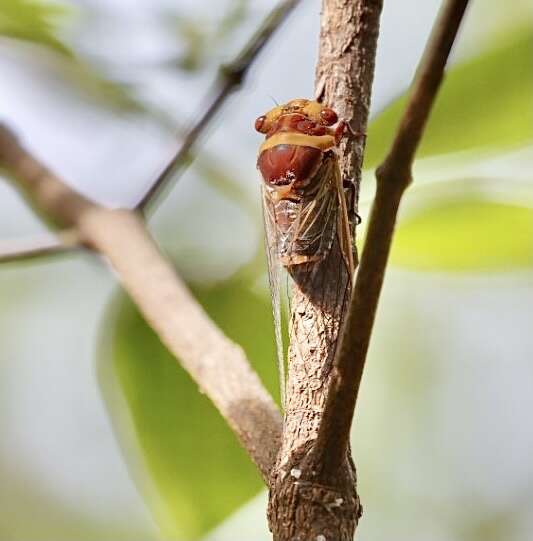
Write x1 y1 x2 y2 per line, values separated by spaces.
256 100 345 271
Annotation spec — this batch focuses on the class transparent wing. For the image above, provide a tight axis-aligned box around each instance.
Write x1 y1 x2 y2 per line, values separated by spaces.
261 156 356 403
285 157 355 378
288 159 339 265
261 185 287 409
333 160 355 277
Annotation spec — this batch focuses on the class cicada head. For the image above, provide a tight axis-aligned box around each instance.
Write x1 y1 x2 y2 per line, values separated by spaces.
254 99 340 136
255 99 344 197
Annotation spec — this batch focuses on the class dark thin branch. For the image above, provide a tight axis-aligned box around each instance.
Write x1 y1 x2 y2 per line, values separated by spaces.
314 0 471 478
136 0 301 212
0 231 79 263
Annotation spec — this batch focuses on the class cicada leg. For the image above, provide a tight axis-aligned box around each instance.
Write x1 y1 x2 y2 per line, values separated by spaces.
334 120 367 145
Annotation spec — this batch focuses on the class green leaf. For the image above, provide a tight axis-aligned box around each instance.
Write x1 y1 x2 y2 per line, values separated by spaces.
215 0 248 41
0 0 146 112
101 278 279 540
0 0 72 56
171 0 249 73
365 28 533 168
173 16 207 72
390 195 533 272
60 60 144 112
194 158 259 223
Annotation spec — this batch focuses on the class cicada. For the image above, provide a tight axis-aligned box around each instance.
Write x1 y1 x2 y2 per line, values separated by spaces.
255 99 356 407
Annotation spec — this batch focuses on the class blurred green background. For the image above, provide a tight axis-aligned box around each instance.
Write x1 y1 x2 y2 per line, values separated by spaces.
0 1 532 540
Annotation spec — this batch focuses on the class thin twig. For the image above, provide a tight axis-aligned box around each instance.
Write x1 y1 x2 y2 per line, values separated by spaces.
314 0 471 478
136 0 301 212
0 123 282 480
0 230 79 263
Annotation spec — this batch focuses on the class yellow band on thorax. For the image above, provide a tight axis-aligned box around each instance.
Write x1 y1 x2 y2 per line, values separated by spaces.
258 132 335 155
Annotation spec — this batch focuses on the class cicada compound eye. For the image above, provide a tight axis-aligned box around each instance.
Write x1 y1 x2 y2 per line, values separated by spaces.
320 108 338 126
255 115 269 133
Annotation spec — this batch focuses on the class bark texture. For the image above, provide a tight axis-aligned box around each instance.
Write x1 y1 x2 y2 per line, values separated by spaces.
268 241 359 541
316 0 383 222
267 1 383 539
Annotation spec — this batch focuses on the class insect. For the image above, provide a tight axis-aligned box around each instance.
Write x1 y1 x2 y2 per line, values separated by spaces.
255 99 356 407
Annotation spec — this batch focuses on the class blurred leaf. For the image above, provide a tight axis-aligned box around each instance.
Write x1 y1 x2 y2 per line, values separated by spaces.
457 509 522 541
390 194 533 271
215 0 248 41
194 158 258 223
171 0 249 73
102 277 279 540
174 16 206 72
0 0 72 55
0 0 146 112
365 28 533 168
60 59 144 112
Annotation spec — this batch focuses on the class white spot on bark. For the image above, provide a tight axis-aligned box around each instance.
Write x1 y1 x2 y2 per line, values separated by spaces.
316 535 326 541
334 497 343 506
290 468 302 479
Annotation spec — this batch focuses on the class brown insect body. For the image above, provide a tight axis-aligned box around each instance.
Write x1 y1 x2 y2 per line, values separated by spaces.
256 99 352 270
257 144 323 189
255 99 355 406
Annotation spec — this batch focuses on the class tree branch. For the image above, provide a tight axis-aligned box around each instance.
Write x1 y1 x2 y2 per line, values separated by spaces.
81 208 282 481
0 0 304 475
137 0 301 212
0 230 78 263
314 0 471 478
0 123 282 480
267 2 383 540
315 0 383 218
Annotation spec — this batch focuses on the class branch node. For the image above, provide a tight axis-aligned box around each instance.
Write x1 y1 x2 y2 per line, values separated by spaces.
375 160 412 191
219 62 246 88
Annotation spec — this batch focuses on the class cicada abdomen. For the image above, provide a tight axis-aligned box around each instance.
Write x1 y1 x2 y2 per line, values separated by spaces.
255 99 355 408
